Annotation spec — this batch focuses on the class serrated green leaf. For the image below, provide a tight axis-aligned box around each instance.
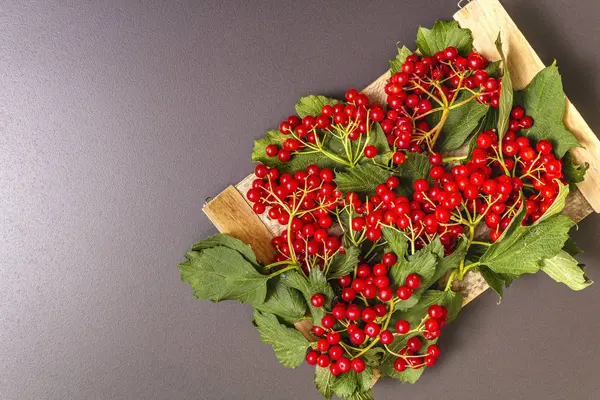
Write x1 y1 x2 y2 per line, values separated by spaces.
315 367 335 399
435 91 489 151
285 269 334 326
362 347 386 368
179 247 268 306
393 152 431 190
254 277 307 325
253 310 311 368
296 95 342 118
518 63 581 157
495 34 513 141
328 246 360 280
346 389 374 400
252 129 344 174
335 163 392 195
416 20 473 57
541 250 592 291
563 152 588 190
390 45 414 74
191 234 258 267
480 213 575 276
382 226 409 257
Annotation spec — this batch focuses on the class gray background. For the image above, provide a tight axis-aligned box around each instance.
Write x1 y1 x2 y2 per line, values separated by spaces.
1 0 599 399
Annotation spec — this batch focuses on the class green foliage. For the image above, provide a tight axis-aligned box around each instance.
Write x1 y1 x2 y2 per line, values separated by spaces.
495 34 513 142
295 95 342 118
389 45 413 74
517 63 581 157
285 269 334 326
541 250 592 291
253 310 311 368
254 277 307 325
416 20 473 57
335 164 392 195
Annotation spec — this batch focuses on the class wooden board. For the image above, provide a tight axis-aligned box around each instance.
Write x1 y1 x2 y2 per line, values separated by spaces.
204 0 599 312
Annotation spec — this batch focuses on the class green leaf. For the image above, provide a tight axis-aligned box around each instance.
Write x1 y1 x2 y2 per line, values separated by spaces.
541 250 592 291
252 129 344 174
479 212 575 276
328 246 360 280
315 367 335 399
254 277 307 325
285 269 334 326
365 122 392 158
563 152 588 190
191 234 258 266
335 163 392 195
362 347 386 368
393 152 431 190
382 226 409 257
430 237 468 284
346 389 374 400
436 91 489 151
495 34 513 141
478 265 511 301
253 310 311 368
518 63 581 157
179 248 268 306
563 237 583 256
536 182 568 223
390 45 413 74
416 20 473 57
393 239 444 311
485 60 502 77
295 95 342 118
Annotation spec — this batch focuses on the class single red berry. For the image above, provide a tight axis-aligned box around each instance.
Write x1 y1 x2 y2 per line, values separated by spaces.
427 344 441 358
351 358 366 373
425 318 440 332
317 354 330 368
392 152 406 165
312 325 325 336
373 303 387 317
341 288 356 302
311 293 325 307
346 304 361 321
317 338 330 352
511 106 525 119
520 116 534 129
337 357 351 373
339 275 352 287
382 252 397 267
424 355 437 367
365 322 381 338
265 144 278 157
395 320 410 334
407 336 422 352
397 286 412 300
350 329 366 345
364 145 378 158
429 152 443 166
405 273 421 289
329 345 344 361
380 330 394 344
394 357 407 372
361 307 377 323
378 287 393 302
321 314 336 329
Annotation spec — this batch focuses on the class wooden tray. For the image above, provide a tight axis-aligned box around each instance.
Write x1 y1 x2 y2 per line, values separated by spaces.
203 0 600 336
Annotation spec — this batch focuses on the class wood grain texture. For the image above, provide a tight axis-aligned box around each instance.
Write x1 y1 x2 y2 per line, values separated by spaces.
454 0 600 213
203 186 276 264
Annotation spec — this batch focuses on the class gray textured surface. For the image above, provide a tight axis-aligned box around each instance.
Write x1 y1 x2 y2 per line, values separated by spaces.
1 1 599 399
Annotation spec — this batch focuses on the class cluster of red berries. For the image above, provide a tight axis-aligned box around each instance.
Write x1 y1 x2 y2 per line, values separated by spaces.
391 304 448 372
265 90 386 163
343 178 463 255
382 47 493 152
470 106 565 230
246 164 345 267
303 250 446 377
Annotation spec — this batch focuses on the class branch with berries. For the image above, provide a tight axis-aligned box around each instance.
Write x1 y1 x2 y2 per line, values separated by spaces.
179 20 591 400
